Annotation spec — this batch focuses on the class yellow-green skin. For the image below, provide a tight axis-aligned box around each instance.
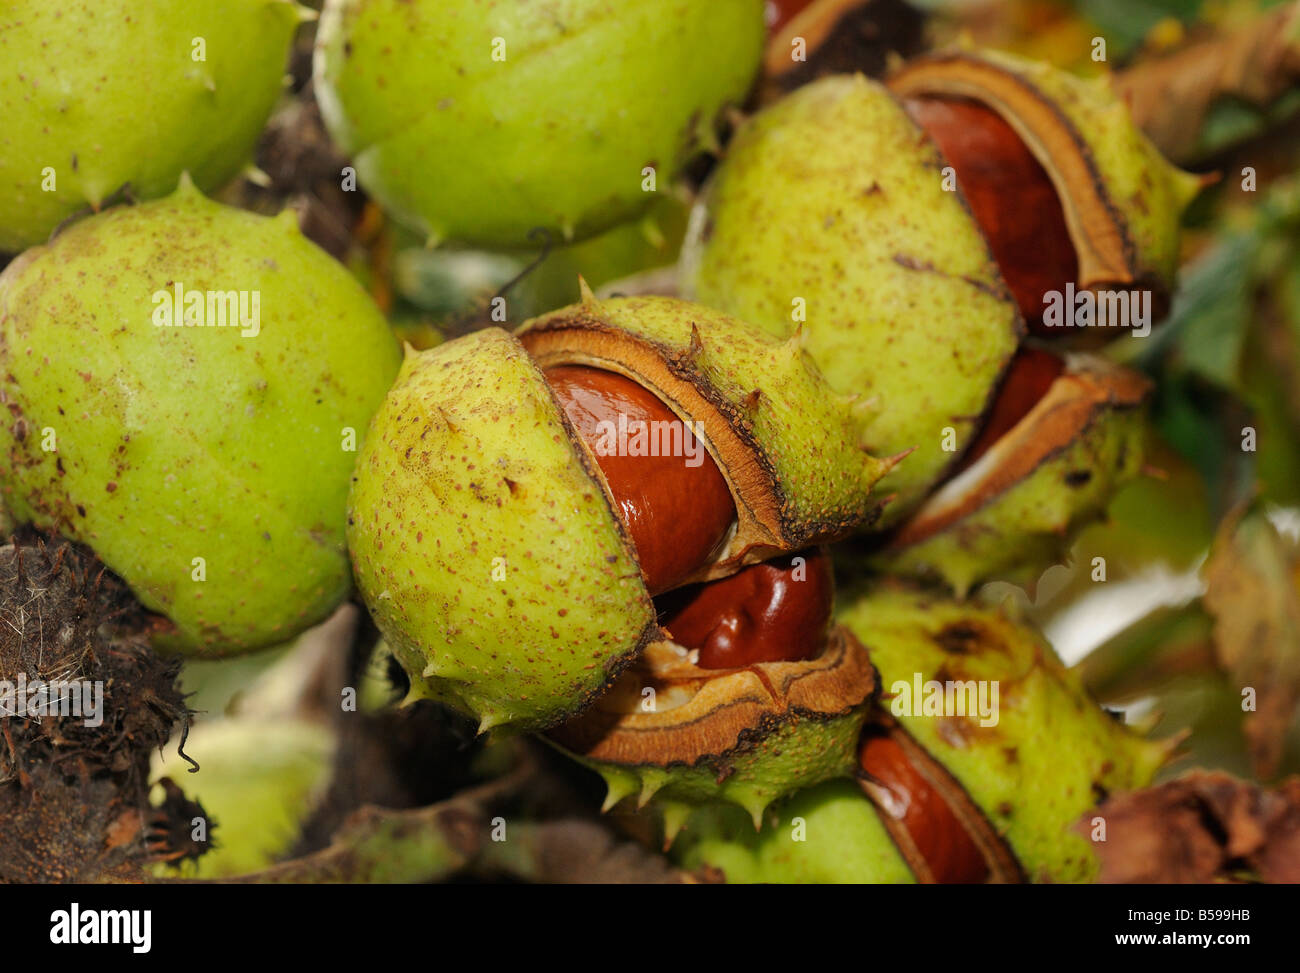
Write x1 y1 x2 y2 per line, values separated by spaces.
876 381 1148 596
676 585 1165 883
559 704 871 835
0 183 402 655
0 0 301 253
675 779 915 884
314 0 765 248
519 294 891 542
348 296 886 732
682 74 1022 523
150 719 335 879
348 328 655 733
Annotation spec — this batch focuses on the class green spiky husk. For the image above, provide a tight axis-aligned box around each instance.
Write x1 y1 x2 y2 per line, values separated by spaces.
314 0 765 247
874 361 1149 596
347 328 655 733
555 703 871 833
0 181 401 655
671 584 1166 883
682 73 1022 523
0 0 301 253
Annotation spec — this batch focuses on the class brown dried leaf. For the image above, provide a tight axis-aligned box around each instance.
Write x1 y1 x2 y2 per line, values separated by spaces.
1202 504 1300 779
1114 3 1300 164
1079 771 1300 883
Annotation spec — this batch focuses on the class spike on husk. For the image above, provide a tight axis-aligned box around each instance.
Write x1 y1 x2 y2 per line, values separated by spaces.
599 768 640 813
548 629 878 824
659 800 695 849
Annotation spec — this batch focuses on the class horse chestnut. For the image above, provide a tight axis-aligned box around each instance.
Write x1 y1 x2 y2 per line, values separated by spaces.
672 582 1169 882
0 0 302 253
348 293 888 732
888 49 1203 335
659 548 833 668
685 47 1201 522
954 346 1067 473
544 365 735 596
547 546 873 830
314 0 766 247
682 72 1022 525
901 96 1078 330
856 720 1017 884
0 180 401 654
878 352 1150 595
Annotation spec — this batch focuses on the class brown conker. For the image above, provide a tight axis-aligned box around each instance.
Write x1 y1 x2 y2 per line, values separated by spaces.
857 724 990 884
903 95 1078 332
657 547 834 669
545 365 736 595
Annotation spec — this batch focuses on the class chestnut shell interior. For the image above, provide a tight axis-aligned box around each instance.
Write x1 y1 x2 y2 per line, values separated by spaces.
952 346 1066 477
547 625 875 766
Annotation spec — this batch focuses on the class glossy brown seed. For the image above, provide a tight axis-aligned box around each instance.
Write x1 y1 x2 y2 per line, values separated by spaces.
957 347 1066 473
903 95 1078 333
858 725 990 883
545 365 736 595
658 548 834 668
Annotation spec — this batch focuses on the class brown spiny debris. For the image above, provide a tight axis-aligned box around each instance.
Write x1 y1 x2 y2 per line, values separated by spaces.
0 530 199 882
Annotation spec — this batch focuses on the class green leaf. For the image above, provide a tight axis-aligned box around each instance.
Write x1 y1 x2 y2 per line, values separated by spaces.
1163 230 1259 388
1072 0 1206 56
